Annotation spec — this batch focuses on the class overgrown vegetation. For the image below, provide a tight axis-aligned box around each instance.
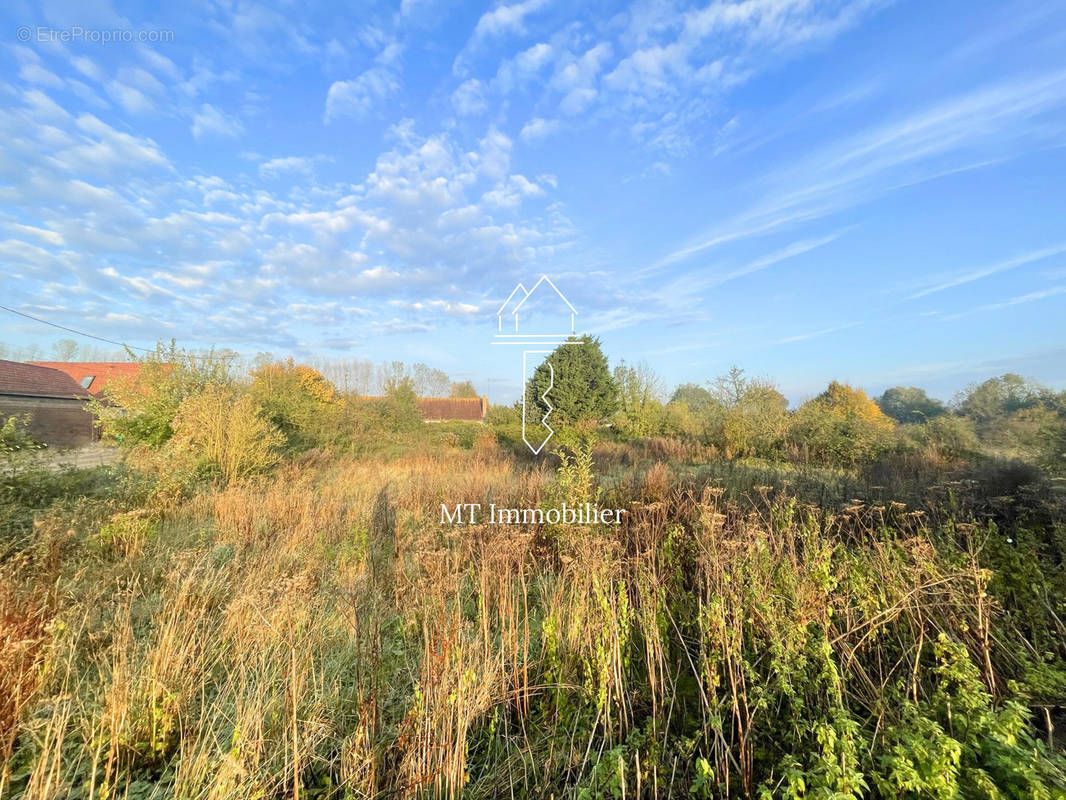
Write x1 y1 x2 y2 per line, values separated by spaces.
1 346 1064 798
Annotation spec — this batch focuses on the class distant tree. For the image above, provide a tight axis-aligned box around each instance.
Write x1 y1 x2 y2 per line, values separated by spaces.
953 374 1066 463
669 383 718 413
316 358 376 394
51 338 79 361
956 374 1041 431
703 367 788 458
411 363 451 397
789 381 894 467
876 386 948 424
613 360 664 437
450 380 479 398
989 405 1066 467
528 336 617 427
377 361 407 394
379 377 424 432
710 366 754 407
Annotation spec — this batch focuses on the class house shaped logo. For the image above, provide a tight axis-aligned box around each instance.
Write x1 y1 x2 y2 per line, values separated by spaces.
495 275 577 336
491 275 580 454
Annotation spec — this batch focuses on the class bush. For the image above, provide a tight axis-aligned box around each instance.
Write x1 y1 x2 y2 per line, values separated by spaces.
250 359 339 449
704 368 789 459
0 414 42 455
167 385 285 484
91 344 234 448
375 379 424 433
790 381 895 468
484 404 525 452
902 414 981 463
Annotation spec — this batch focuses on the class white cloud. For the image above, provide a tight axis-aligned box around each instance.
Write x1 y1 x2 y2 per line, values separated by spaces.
7 223 64 246
473 0 550 40
325 67 399 121
69 55 106 82
550 42 612 92
137 46 183 82
658 70 1066 266
452 78 488 116
21 89 71 121
115 66 165 96
0 79 570 349
400 0 433 16
49 113 169 173
520 117 559 141
325 38 404 122
942 285 1066 319
517 42 554 71
191 104 244 139
559 87 597 114
106 80 155 114
19 62 65 88
67 80 109 108
607 0 878 101
777 322 859 344
258 156 315 178
391 298 482 316
481 174 545 208
908 245 1066 299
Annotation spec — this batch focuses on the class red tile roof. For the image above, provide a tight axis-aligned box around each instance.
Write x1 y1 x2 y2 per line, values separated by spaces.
418 397 487 421
0 360 92 399
28 361 143 396
362 396 488 421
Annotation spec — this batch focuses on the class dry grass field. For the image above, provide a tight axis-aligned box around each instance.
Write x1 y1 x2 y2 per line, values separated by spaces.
2 427 1065 799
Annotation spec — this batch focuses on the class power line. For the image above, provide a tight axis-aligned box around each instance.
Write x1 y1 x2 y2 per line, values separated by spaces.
0 303 154 352
0 303 239 359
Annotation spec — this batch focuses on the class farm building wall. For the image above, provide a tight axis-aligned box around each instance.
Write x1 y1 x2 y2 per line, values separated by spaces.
0 396 95 448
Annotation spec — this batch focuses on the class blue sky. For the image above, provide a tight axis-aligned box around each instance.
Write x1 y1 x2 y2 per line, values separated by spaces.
1 0 1065 404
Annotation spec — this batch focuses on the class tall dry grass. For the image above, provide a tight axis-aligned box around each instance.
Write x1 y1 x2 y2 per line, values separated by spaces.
2 443 1064 798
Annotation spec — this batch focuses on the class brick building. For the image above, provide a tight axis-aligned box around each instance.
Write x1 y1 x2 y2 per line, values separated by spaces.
418 396 489 421
362 395 489 421
0 360 95 448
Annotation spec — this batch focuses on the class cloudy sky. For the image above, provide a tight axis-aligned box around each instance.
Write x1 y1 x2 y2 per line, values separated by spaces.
1 0 1065 402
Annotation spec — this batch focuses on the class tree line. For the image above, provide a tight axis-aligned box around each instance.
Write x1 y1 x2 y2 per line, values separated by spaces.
508 336 1065 474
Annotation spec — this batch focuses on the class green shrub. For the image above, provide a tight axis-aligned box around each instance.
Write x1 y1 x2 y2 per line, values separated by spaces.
790 381 895 468
167 385 285 484
91 343 234 448
249 359 340 449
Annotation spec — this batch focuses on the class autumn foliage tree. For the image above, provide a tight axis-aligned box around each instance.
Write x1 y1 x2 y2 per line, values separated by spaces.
250 359 339 448
790 380 895 467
